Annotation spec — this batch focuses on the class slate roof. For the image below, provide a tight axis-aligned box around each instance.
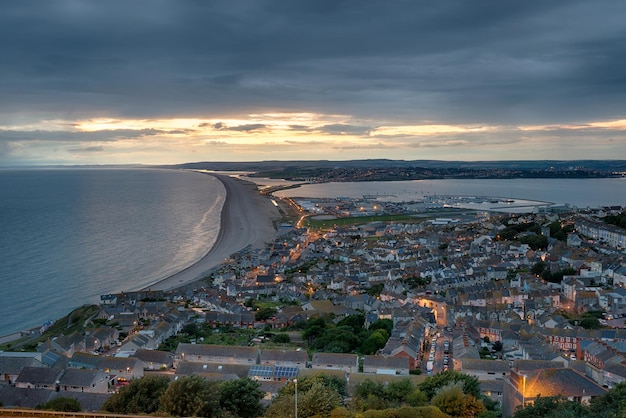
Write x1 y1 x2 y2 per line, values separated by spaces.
0 386 53 409
175 343 260 360
0 356 42 375
523 368 606 398
513 360 564 371
132 349 174 365
15 367 63 385
260 349 308 363
460 359 510 373
59 368 102 387
175 362 250 379
311 352 358 367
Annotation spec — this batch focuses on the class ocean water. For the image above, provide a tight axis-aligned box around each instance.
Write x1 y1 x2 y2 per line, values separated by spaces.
0 168 224 335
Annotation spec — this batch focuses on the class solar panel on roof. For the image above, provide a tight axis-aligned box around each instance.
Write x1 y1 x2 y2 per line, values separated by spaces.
274 366 298 378
249 365 274 378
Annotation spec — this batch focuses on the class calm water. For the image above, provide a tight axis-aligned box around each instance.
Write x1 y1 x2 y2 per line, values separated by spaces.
274 178 626 208
0 169 224 335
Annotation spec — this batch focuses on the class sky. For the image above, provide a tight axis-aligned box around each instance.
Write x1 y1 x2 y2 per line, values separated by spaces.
1 1 626 165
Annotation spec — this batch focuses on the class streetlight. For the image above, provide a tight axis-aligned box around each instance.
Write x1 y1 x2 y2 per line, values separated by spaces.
521 374 527 406
294 378 298 418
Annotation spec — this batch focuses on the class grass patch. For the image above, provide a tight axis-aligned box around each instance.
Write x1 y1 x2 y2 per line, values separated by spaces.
1 305 100 351
253 301 284 310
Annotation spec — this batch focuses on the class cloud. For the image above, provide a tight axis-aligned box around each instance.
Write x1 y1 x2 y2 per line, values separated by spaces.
0 129 175 143
318 124 373 136
2 1 626 163
332 142 390 150
68 146 104 153
224 124 267 132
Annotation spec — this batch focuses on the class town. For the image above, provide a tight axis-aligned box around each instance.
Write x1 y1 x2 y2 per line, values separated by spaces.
1 194 626 417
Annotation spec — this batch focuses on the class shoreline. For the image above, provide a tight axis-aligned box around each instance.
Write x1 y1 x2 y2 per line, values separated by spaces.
141 172 281 292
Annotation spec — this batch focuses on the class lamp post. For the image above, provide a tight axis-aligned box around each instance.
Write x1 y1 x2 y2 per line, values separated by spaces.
522 374 527 406
294 378 298 418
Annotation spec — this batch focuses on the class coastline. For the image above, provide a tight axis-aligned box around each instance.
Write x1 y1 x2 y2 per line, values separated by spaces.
142 172 281 291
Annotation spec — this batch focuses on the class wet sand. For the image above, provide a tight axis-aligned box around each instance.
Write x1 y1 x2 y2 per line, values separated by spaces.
143 173 280 291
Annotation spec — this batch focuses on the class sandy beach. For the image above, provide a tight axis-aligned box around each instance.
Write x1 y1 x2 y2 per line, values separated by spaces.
143 173 281 291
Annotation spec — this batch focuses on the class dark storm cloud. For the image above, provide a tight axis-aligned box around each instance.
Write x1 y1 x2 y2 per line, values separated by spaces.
1 1 626 124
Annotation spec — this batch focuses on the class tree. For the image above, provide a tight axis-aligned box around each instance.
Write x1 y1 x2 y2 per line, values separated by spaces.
160 375 220 417
513 395 591 418
102 375 170 414
579 317 601 329
406 388 429 407
588 381 626 417
302 317 327 345
492 341 503 352
181 322 199 336
337 314 365 333
531 261 546 276
361 329 389 354
255 307 276 321
264 377 342 418
369 318 393 334
431 383 485 418
367 283 385 297
220 378 265 418
354 379 387 400
384 378 416 405
419 370 481 400
37 397 81 412
299 380 342 417
314 325 361 352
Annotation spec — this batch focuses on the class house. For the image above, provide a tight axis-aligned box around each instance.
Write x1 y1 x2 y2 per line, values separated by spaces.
174 343 260 367
86 327 119 352
47 333 82 357
310 353 359 374
362 355 410 375
259 349 308 369
67 352 101 370
301 300 352 317
14 367 63 391
248 365 298 382
67 352 143 381
457 358 510 381
131 349 174 370
204 311 255 329
502 368 606 417
118 333 156 353
0 386 54 410
58 368 109 393
175 362 249 381
100 294 117 305
0 352 43 384
99 357 143 380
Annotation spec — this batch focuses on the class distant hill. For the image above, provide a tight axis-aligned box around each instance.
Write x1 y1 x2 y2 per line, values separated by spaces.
154 159 626 181
159 159 626 172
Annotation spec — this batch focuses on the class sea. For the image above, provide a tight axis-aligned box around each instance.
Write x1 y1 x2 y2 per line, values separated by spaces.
1 170 625 337
0 168 224 336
